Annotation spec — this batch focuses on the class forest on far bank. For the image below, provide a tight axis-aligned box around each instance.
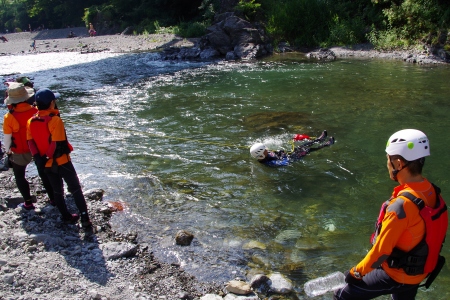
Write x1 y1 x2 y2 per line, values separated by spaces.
1 0 449 51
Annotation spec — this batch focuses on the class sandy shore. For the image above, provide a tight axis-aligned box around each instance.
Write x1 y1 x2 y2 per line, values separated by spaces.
0 27 198 56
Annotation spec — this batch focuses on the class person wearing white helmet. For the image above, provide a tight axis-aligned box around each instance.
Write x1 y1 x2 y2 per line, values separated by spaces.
250 130 334 167
335 129 448 300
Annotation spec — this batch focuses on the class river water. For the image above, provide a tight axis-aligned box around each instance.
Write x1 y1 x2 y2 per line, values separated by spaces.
1 52 450 299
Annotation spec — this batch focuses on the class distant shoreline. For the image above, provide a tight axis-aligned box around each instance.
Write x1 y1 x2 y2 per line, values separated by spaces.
1 27 448 65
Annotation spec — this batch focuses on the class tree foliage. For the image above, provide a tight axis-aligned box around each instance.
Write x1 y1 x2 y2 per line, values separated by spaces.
0 0 449 50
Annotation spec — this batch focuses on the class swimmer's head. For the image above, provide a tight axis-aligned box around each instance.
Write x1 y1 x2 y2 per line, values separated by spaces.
250 143 267 160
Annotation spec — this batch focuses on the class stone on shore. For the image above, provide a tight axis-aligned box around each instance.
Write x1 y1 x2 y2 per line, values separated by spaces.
225 280 252 295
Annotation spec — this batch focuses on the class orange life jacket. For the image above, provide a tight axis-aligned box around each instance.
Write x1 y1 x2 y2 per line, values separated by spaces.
29 114 54 156
10 107 38 154
29 114 72 158
372 184 448 275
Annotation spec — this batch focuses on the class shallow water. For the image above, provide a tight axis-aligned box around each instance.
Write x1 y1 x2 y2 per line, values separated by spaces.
1 52 450 299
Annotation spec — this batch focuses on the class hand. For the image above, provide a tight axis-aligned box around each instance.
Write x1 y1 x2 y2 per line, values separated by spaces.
33 154 48 169
344 269 362 285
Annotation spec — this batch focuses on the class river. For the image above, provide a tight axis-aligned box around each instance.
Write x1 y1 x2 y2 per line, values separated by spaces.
1 52 449 299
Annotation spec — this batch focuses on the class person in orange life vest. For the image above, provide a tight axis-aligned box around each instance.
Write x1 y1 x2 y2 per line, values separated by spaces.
334 129 448 300
26 88 92 227
2 82 55 210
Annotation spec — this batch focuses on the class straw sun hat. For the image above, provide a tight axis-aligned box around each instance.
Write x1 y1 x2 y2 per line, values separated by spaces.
5 82 35 105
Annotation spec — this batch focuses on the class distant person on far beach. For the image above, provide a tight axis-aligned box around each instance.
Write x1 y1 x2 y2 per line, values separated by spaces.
89 23 96 37
30 40 36 51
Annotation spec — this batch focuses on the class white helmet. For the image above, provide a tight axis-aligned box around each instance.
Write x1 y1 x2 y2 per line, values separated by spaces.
385 129 430 161
250 143 267 159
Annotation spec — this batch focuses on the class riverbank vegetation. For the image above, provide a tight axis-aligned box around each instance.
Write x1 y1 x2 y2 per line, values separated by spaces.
1 0 449 51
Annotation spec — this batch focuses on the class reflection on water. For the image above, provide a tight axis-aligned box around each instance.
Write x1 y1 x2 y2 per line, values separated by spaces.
1 52 450 299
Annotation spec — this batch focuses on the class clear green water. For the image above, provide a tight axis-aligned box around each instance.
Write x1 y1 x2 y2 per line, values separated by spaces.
2 53 449 299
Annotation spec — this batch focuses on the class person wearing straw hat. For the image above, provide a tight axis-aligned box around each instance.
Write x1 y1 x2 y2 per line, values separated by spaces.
2 82 55 210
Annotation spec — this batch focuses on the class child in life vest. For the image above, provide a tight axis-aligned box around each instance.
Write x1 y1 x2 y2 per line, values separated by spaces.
26 88 92 227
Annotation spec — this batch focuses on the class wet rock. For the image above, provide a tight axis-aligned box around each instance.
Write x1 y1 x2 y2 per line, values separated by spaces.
84 188 105 201
249 274 271 293
243 240 266 250
225 280 252 295
175 230 194 246
306 48 336 61
268 272 293 294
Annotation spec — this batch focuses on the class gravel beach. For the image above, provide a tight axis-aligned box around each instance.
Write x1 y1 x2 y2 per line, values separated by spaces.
0 27 198 57
0 171 223 300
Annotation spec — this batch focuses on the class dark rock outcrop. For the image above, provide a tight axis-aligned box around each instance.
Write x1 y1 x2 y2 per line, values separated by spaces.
160 12 272 61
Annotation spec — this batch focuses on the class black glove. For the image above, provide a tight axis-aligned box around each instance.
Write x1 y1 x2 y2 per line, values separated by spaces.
344 269 362 285
33 154 48 169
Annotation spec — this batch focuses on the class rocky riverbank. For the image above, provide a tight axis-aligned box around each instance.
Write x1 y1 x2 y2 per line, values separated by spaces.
0 171 224 299
0 168 302 299
1 27 449 64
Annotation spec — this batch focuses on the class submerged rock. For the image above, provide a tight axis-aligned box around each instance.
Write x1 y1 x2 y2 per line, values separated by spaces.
269 272 294 294
250 274 271 294
175 229 194 246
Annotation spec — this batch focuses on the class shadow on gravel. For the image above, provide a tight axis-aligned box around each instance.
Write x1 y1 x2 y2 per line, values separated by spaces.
19 202 112 285
32 27 89 40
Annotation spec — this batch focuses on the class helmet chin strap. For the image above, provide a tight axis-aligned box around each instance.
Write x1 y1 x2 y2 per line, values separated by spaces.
391 169 400 181
390 160 409 182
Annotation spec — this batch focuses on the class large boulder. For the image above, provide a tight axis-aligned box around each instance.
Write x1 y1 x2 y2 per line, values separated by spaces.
160 12 272 61
202 13 272 60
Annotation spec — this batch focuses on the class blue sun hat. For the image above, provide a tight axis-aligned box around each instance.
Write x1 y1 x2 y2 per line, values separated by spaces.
35 88 60 110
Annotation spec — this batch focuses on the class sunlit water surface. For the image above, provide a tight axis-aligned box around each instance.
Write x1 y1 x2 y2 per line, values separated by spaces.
1 52 450 299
